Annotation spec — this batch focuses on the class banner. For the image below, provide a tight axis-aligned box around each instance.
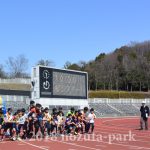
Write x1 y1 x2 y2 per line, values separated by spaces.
0 96 2 106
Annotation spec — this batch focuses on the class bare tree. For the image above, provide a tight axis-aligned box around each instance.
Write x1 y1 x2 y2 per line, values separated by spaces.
36 59 54 67
64 61 72 69
78 61 87 71
0 64 6 78
64 41 150 91
6 54 29 78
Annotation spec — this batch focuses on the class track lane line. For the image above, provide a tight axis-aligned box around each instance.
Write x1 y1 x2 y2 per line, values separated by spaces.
18 139 49 150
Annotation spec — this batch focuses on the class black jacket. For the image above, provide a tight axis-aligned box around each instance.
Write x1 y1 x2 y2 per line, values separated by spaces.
140 105 149 120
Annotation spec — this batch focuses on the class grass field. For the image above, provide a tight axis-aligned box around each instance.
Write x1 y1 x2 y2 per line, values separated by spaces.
89 90 150 99
1 83 150 99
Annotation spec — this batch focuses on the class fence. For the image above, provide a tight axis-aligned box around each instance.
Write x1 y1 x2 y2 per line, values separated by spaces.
0 78 31 84
88 98 150 104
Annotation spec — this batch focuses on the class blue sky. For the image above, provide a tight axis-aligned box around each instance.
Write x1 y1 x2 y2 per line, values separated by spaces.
0 0 150 72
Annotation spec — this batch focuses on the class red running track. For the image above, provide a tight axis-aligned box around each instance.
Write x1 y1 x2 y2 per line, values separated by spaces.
1 117 150 150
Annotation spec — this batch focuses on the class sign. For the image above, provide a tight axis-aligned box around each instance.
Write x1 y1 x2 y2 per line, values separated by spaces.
39 66 88 99
40 67 53 98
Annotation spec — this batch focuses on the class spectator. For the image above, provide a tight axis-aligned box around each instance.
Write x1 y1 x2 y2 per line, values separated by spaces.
140 101 149 130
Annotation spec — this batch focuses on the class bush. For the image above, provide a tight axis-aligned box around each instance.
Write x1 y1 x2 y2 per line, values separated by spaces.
0 83 30 91
89 90 150 99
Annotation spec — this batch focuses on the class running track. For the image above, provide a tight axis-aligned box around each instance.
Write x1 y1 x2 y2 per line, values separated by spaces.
1 117 150 150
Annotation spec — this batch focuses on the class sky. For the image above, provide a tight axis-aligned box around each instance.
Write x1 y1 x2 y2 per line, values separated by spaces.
0 0 150 73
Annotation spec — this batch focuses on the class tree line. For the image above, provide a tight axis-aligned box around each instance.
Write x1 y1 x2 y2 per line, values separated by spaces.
65 41 150 92
0 55 54 78
1 41 150 92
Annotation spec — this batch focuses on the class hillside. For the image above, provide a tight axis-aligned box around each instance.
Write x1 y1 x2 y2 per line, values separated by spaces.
65 41 150 92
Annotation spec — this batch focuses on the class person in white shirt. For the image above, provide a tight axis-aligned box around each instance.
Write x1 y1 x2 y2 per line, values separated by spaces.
17 108 28 138
57 111 64 134
43 107 52 136
4 108 16 140
88 108 96 133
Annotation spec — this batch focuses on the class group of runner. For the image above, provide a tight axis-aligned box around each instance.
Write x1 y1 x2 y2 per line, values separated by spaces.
0 100 96 141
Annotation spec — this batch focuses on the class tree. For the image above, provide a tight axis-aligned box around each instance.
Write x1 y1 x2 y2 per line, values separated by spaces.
64 61 82 71
95 53 105 61
66 63 81 70
64 41 150 91
6 54 29 78
36 59 54 67
0 64 6 78
64 61 72 69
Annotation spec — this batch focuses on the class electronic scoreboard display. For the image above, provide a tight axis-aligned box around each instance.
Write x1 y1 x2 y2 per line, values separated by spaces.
39 66 88 99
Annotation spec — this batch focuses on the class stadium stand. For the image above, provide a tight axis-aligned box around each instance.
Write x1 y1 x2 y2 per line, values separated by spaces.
5 100 29 113
89 103 122 117
2 97 150 117
0 78 30 113
88 98 150 117
0 78 150 117
110 103 139 115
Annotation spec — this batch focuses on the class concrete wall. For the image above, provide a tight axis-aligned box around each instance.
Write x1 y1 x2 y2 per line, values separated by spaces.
88 98 150 104
0 78 31 84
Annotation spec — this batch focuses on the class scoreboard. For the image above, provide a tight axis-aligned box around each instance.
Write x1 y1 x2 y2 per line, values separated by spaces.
38 66 88 99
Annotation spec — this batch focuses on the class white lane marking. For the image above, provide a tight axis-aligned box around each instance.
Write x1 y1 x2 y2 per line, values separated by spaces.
94 128 150 144
51 133 150 150
95 125 150 139
18 143 26 145
40 146 49 149
102 117 138 123
95 145 106 147
84 135 150 150
49 139 100 150
0 142 6 144
129 147 142 149
19 140 49 150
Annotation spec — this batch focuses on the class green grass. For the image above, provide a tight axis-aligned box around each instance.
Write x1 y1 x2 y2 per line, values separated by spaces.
0 83 150 99
89 90 150 99
0 83 30 91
